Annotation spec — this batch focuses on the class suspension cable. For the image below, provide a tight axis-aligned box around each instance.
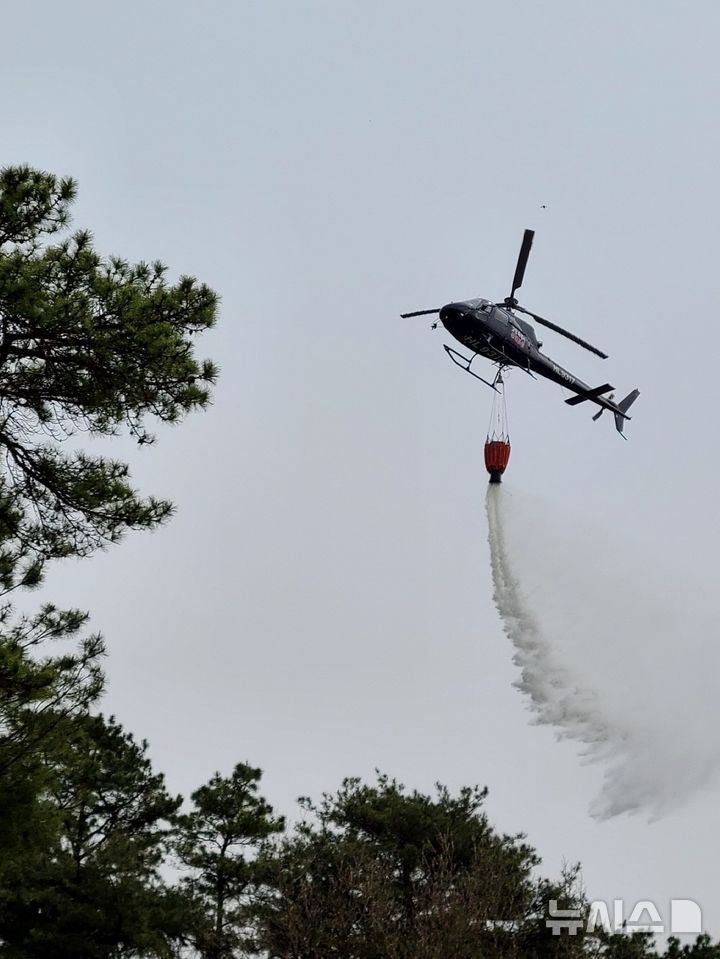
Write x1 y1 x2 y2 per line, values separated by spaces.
487 371 509 442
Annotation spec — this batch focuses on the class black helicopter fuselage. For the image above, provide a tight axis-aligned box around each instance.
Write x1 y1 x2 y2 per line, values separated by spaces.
439 298 596 397
401 228 639 435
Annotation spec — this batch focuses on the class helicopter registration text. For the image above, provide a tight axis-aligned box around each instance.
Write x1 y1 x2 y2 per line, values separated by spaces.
551 363 574 384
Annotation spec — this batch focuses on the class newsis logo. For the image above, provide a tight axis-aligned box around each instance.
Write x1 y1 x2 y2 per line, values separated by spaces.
546 899 702 937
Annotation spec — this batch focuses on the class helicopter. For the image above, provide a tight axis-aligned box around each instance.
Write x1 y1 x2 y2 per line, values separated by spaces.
401 229 639 437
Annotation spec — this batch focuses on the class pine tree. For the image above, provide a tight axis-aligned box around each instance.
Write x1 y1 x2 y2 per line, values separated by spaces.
0 164 218 590
175 763 285 958
253 774 589 959
0 606 103 900
0 164 218 956
0 162 218 798
0 713 188 958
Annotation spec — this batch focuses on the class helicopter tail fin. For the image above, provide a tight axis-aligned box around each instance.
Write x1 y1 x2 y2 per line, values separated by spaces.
568 384 639 437
613 389 640 437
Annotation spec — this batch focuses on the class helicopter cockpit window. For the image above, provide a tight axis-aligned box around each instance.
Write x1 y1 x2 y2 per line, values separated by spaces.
466 299 492 314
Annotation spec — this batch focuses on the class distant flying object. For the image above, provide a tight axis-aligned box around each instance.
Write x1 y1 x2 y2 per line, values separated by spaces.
401 229 639 437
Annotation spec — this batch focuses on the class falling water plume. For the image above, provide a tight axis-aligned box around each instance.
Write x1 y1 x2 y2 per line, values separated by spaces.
485 483 720 820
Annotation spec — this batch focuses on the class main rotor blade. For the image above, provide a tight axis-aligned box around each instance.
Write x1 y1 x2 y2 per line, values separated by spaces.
400 308 441 318
514 305 608 359
510 229 535 300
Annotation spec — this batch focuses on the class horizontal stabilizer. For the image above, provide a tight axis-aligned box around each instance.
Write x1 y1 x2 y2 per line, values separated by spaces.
564 383 614 406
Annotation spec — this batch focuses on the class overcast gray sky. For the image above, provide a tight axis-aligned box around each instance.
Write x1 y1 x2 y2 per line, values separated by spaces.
4 0 720 937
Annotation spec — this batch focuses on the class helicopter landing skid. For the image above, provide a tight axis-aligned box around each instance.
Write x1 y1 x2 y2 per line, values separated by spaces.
443 346 503 390
444 343 538 385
